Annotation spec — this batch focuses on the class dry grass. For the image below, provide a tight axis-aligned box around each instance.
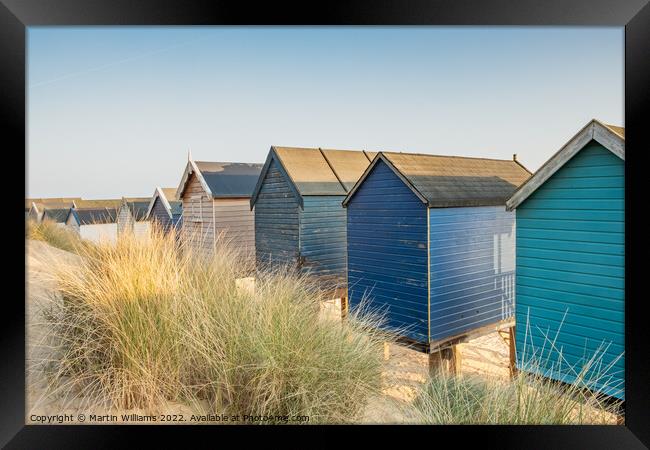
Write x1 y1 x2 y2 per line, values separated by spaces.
413 332 624 424
34 227 388 423
26 219 85 253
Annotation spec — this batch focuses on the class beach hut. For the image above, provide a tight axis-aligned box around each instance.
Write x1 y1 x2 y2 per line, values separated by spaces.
27 198 78 222
177 159 263 256
66 207 118 243
145 187 183 234
342 151 531 363
506 119 625 399
249 146 376 287
41 207 72 226
117 197 152 239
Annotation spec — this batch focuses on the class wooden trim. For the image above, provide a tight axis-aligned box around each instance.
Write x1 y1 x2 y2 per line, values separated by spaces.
593 119 625 160
177 160 213 199
506 119 625 211
145 187 173 221
427 208 431 342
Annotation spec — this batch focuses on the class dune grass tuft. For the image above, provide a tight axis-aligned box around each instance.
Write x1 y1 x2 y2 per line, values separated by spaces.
37 227 387 423
26 218 85 253
413 336 623 424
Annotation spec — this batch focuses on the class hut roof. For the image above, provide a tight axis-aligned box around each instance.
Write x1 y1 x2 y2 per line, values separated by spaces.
177 160 263 199
121 197 151 221
146 187 183 220
69 207 118 225
604 124 625 138
344 152 531 208
42 208 71 223
506 119 624 211
250 147 375 207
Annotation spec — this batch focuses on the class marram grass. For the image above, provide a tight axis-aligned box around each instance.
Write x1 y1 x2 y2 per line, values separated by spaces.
36 227 388 423
26 218 85 253
413 327 623 425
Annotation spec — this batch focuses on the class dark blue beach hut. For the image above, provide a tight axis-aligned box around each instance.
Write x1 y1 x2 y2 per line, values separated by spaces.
506 119 625 399
250 146 376 286
146 187 183 234
343 152 531 353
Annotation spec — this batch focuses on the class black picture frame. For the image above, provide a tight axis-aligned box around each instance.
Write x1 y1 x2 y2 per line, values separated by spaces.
3 0 648 447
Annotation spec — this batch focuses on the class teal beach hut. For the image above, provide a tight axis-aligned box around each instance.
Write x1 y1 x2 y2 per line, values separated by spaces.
506 119 625 399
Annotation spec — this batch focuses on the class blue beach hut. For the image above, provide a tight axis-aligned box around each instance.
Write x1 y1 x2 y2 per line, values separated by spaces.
343 151 531 352
250 146 376 288
506 119 625 399
146 187 183 234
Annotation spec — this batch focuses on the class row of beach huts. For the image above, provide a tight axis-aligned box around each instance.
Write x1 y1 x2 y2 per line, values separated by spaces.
27 119 625 400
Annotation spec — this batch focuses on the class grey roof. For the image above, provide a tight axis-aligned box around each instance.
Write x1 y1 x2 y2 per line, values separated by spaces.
72 208 118 225
42 208 70 223
345 152 531 208
194 161 264 198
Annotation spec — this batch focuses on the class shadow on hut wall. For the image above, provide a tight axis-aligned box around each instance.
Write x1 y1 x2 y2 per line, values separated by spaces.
407 175 519 341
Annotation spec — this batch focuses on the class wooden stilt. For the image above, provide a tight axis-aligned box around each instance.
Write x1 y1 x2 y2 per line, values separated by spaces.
428 346 457 376
508 326 517 379
340 295 348 320
453 344 462 376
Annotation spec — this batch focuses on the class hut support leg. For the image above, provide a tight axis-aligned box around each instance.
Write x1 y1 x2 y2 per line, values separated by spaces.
508 326 517 379
428 346 460 376
340 295 348 320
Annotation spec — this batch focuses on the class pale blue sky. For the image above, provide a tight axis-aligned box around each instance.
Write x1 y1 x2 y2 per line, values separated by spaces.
27 27 623 199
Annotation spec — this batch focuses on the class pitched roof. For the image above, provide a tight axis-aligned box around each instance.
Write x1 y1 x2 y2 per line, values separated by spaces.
344 152 531 208
250 146 375 207
121 197 151 221
177 160 264 199
506 119 624 211
42 208 71 223
70 207 118 225
146 187 183 220
30 201 76 212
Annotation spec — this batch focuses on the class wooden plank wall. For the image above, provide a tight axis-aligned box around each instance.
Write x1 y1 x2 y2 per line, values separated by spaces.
515 141 625 400
181 173 255 257
150 197 173 232
117 205 134 235
214 198 255 257
299 195 347 281
181 173 217 254
428 205 516 341
255 159 300 268
346 159 429 343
